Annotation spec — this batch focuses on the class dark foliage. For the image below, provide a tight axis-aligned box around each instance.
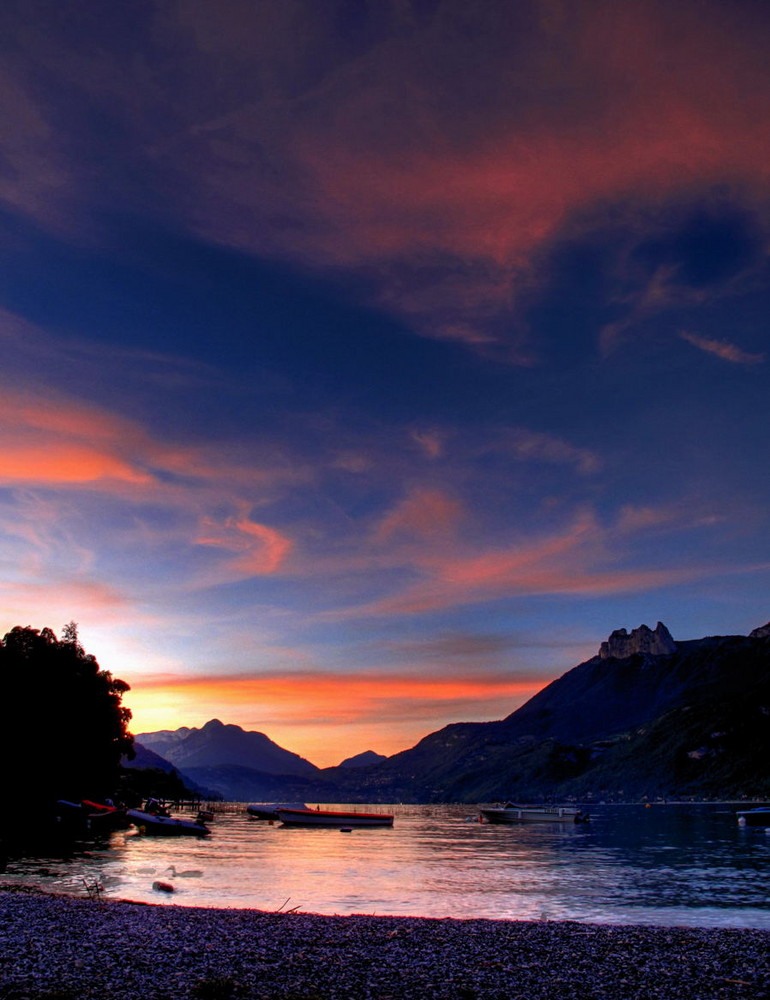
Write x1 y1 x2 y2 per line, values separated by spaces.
0 624 134 830
116 765 199 807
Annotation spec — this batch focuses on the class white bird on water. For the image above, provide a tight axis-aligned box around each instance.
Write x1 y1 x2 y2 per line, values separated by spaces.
166 865 203 878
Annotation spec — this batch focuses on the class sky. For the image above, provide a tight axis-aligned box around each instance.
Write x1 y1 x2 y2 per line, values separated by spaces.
1 0 769 767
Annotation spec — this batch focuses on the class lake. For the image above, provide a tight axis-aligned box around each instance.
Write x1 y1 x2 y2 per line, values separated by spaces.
3 803 769 928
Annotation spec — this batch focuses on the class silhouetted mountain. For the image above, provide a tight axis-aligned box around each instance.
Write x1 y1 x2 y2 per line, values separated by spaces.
322 623 770 802
122 742 220 799
124 741 178 772
137 719 319 778
132 623 770 803
337 750 388 768
178 765 339 803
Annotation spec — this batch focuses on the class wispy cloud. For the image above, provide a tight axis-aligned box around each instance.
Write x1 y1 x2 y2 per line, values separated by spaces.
195 509 294 580
679 330 765 365
3 3 770 356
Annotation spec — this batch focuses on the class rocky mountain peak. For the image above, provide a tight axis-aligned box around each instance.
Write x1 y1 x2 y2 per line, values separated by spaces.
599 621 676 660
749 622 770 638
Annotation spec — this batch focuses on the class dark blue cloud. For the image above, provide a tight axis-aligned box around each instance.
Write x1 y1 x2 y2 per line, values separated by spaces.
632 203 763 289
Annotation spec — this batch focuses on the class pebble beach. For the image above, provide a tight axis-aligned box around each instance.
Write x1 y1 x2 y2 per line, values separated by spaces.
1 888 769 1000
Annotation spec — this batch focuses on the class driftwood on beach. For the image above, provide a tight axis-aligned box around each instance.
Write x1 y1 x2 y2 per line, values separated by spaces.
0 889 769 999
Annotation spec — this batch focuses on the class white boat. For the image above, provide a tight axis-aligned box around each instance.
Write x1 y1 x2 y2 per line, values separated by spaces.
126 808 211 836
246 802 308 820
276 807 394 828
480 803 589 824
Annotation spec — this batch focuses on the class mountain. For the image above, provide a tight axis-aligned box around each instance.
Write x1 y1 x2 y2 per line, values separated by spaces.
124 741 180 773
337 750 388 768
321 622 770 802
138 718 318 776
136 719 319 791
131 622 770 803
122 741 221 799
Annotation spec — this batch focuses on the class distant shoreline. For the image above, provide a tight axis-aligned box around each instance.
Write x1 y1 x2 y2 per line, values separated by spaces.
2 888 769 999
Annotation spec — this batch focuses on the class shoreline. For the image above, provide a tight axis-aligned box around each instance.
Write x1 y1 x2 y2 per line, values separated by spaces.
2 889 769 999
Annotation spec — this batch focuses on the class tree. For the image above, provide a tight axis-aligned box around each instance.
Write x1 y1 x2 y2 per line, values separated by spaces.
0 624 134 832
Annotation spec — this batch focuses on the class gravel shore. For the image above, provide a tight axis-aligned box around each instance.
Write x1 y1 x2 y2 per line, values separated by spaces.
1 888 769 1000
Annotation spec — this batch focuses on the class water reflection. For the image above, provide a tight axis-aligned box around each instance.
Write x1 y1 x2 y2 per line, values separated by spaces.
2 803 769 927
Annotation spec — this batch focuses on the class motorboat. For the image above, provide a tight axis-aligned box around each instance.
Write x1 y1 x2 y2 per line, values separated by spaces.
127 808 210 836
736 806 770 827
479 803 589 824
246 802 308 820
276 807 394 827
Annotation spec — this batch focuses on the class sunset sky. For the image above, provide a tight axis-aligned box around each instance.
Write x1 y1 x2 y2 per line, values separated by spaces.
2 0 769 766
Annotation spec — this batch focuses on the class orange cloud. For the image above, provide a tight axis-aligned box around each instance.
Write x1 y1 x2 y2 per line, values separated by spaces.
0 383 299 579
196 510 294 577
0 444 152 485
0 392 151 488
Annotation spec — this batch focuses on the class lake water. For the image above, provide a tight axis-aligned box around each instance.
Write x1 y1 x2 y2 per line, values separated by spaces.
3 803 769 928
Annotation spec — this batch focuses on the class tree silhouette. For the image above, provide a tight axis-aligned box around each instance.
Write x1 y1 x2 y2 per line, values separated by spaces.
0 624 134 831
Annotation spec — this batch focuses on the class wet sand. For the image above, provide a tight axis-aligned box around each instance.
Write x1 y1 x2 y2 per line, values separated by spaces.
1 888 768 999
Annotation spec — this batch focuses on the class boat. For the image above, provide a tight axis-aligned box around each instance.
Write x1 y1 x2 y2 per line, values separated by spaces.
55 799 129 833
246 802 308 820
276 807 394 828
479 803 589 824
126 808 211 836
736 806 770 826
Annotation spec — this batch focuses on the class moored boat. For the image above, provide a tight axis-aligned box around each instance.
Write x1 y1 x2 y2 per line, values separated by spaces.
56 799 129 833
126 808 211 836
480 803 589 824
736 806 770 826
276 807 394 828
246 802 308 820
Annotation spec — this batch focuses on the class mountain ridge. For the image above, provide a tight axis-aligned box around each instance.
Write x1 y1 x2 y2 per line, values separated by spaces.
137 718 319 777
131 621 770 803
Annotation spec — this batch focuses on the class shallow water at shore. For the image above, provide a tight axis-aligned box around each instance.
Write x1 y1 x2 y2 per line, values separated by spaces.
3 802 769 927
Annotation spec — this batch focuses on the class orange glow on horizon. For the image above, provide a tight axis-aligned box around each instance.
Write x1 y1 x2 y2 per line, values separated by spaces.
124 670 547 768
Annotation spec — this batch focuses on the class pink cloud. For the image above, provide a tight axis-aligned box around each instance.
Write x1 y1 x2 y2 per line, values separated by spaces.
0 578 131 625
679 330 765 365
322 504 757 619
0 392 152 487
196 510 294 577
495 429 600 475
373 487 462 544
410 429 445 459
4 3 770 355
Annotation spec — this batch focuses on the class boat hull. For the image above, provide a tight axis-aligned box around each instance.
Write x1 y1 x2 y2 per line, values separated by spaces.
127 809 210 836
246 802 308 820
737 808 770 827
480 806 588 824
276 808 394 827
